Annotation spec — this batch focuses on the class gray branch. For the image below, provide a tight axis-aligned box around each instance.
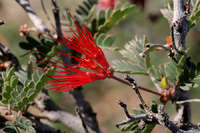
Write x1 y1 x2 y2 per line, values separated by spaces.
34 90 95 133
172 0 191 125
176 99 200 104
117 102 200 133
15 0 50 33
172 0 188 51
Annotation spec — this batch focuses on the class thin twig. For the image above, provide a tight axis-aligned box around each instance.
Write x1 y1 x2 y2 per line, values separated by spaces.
111 75 162 96
139 44 171 58
147 70 163 93
116 102 185 133
176 99 200 104
40 0 55 29
125 75 149 111
116 101 147 128
51 0 62 38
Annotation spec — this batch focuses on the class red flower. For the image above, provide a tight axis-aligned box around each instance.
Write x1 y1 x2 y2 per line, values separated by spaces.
42 18 113 93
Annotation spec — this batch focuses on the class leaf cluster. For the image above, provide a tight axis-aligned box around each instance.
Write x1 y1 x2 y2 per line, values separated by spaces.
0 61 54 110
63 1 135 47
0 116 36 133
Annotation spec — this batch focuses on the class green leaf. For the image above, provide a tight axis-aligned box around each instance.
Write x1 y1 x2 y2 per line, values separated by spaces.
98 10 106 26
2 67 15 104
142 123 156 133
3 127 17 133
87 5 97 20
3 116 35 133
27 61 33 80
96 33 106 45
76 0 97 20
102 35 115 47
165 61 177 85
106 8 112 19
96 5 135 35
188 0 200 28
176 54 187 84
120 121 138 132
112 36 148 75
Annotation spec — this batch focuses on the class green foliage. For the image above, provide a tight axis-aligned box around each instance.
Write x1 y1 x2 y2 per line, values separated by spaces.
172 51 200 90
95 33 115 47
1 116 36 133
95 4 135 36
119 102 157 133
112 35 200 91
67 1 135 47
0 64 55 110
147 60 177 89
188 0 200 28
112 36 149 75
76 0 97 17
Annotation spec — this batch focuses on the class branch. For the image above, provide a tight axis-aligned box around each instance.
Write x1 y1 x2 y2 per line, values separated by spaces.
70 87 102 133
176 99 200 104
116 102 183 133
25 114 61 133
33 90 91 133
51 0 62 37
172 0 191 125
139 44 171 58
15 0 50 33
174 105 184 124
172 0 188 52
40 0 55 30
125 75 149 111
116 101 147 128
49 2 102 132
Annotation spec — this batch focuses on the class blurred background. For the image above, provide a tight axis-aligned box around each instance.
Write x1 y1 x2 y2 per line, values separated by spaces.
1 0 200 133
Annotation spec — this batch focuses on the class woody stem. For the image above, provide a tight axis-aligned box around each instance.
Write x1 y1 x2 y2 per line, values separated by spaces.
110 75 162 96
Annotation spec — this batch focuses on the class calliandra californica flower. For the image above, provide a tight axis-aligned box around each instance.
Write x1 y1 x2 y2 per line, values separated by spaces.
44 18 113 93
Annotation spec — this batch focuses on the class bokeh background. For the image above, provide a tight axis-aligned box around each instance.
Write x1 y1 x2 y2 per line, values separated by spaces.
1 0 200 133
